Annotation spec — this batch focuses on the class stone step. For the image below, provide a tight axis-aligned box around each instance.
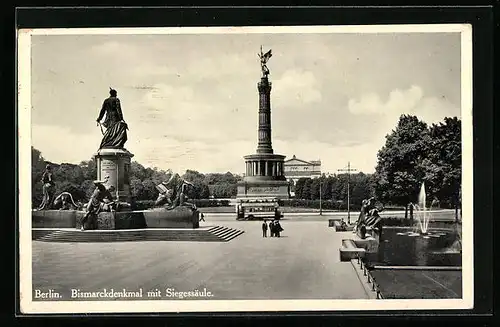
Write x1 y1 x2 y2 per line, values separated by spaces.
208 226 245 242
32 226 244 243
212 227 236 238
208 226 225 234
223 230 245 242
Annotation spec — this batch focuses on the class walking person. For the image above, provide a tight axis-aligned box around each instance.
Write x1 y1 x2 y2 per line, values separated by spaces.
199 212 205 222
269 220 274 237
262 220 268 238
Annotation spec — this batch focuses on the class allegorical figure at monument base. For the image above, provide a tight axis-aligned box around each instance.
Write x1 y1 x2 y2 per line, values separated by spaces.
97 88 128 149
154 173 197 211
37 164 55 210
80 177 117 231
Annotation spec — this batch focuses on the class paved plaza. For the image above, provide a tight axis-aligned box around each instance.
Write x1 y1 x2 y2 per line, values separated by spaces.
32 219 369 301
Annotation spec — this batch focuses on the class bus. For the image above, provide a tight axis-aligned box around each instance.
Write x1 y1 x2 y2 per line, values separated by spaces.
235 198 283 220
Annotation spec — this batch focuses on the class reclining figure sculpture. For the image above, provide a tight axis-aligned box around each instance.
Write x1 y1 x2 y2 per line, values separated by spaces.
154 173 197 211
355 197 384 239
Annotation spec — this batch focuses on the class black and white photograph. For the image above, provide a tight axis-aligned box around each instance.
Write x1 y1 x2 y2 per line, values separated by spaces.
18 24 473 313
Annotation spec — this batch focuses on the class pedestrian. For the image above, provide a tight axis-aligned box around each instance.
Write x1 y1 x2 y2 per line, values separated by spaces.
274 220 284 238
340 218 348 231
269 220 274 237
199 212 205 222
409 202 414 221
262 220 268 237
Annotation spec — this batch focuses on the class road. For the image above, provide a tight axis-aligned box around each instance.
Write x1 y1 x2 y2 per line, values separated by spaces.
32 220 368 301
202 209 457 222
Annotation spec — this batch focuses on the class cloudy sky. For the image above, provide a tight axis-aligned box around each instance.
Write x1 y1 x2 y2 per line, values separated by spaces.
30 29 462 175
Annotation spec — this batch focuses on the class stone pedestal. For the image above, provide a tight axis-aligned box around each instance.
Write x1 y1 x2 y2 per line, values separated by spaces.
94 148 134 210
237 153 290 199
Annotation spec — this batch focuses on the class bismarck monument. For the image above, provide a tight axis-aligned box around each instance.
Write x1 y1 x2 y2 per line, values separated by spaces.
236 47 290 200
32 88 200 231
94 87 134 210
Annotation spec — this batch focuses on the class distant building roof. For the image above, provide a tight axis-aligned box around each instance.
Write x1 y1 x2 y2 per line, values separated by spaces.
284 155 322 166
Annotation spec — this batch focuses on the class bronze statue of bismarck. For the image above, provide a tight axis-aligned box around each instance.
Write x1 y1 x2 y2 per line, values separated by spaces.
96 88 129 149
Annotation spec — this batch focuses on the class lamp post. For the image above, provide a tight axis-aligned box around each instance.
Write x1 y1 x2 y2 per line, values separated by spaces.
319 176 323 216
319 173 330 216
338 162 357 224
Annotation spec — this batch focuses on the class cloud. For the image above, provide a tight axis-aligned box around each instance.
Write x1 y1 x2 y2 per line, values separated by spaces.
129 82 255 145
185 53 255 81
348 85 424 115
90 41 139 56
413 96 461 124
142 83 195 108
273 69 322 108
347 85 460 130
32 125 101 163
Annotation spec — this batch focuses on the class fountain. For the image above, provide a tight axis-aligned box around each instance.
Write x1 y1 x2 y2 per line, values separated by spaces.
396 182 446 239
415 182 430 235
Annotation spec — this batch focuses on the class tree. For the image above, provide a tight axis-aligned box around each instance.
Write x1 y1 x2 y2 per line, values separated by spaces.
373 114 431 206
130 178 145 200
294 178 308 199
203 172 241 199
197 182 211 199
183 170 206 183
301 178 313 200
80 179 96 201
31 147 47 207
336 174 349 203
185 180 210 199
130 161 149 181
141 179 158 200
54 180 86 202
322 177 333 200
329 175 341 201
350 172 374 206
425 117 462 212
79 158 97 181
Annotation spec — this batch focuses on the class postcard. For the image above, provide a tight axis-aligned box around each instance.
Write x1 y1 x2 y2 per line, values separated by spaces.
18 24 473 314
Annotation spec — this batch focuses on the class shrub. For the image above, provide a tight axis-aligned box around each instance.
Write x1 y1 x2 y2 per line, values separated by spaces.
278 199 362 211
132 199 231 210
380 217 414 227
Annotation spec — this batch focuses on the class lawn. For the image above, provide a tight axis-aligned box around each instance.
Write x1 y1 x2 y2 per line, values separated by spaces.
370 269 462 299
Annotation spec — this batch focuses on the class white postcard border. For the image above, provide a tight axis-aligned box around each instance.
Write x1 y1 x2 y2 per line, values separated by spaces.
18 24 474 314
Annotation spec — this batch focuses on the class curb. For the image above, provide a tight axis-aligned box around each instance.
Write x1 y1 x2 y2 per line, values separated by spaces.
350 257 384 300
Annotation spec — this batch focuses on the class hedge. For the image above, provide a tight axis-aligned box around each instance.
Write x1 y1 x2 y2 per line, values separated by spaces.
380 217 415 227
278 199 360 211
133 199 231 210
379 217 461 227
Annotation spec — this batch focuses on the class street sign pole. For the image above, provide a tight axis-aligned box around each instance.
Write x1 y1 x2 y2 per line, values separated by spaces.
337 162 357 224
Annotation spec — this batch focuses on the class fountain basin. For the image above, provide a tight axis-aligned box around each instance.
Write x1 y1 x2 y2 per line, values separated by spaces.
364 227 461 267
